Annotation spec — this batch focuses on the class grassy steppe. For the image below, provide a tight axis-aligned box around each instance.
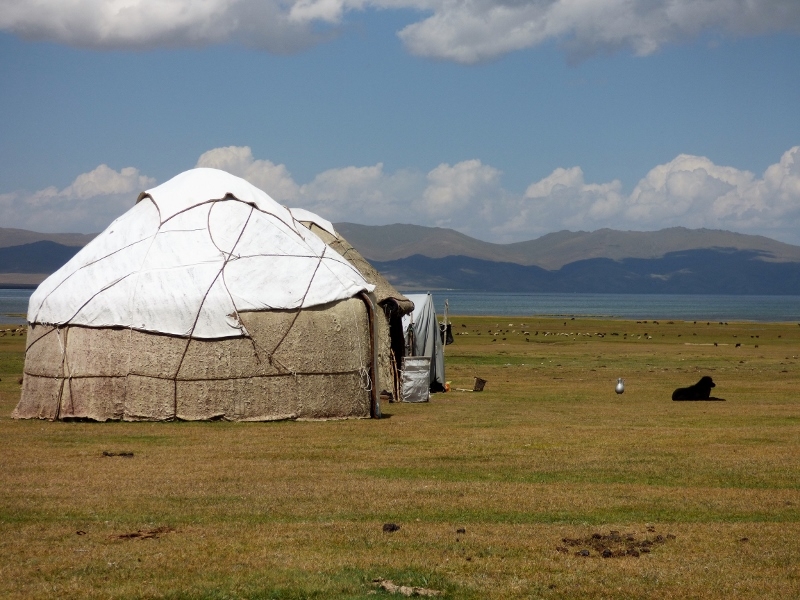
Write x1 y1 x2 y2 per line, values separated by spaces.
1 316 799 599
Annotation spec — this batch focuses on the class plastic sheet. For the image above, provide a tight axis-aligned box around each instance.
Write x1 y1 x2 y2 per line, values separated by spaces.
402 293 445 391
401 356 430 403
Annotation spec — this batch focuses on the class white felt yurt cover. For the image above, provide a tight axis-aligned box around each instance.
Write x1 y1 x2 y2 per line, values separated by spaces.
28 168 374 339
288 207 337 237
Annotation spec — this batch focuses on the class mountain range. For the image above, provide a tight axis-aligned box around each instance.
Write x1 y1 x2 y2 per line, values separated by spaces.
3 224 800 294
335 223 800 269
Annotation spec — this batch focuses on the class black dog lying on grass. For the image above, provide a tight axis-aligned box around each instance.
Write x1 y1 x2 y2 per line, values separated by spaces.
672 376 725 401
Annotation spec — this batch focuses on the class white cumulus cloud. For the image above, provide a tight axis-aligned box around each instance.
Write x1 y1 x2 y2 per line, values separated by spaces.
1 0 797 61
0 164 154 233
489 166 624 240
0 0 323 52
298 163 421 223
191 142 800 245
491 146 800 243
196 146 300 202
416 159 503 222
4 146 800 244
399 0 800 63
195 145 424 223
624 147 800 237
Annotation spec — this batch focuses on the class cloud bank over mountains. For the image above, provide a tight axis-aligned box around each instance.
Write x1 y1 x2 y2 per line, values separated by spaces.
2 0 798 62
2 146 799 245
509 149 800 242
0 165 155 235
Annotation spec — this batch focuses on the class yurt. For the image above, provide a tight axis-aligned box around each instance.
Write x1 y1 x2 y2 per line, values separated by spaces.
13 168 383 422
289 208 414 401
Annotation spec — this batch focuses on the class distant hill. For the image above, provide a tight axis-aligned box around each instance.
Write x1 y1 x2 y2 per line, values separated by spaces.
372 249 800 294
3 224 800 294
0 240 84 287
0 241 82 274
336 223 800 270
0 227 95 250
0 228 95 286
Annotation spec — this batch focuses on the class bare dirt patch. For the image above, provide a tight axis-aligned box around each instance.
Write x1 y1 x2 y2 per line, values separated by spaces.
557 528 676 557
111 526 175 540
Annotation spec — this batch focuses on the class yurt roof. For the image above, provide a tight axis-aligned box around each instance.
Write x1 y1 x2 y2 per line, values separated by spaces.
288 208 337 237
290 209 413 316
28 168 374 339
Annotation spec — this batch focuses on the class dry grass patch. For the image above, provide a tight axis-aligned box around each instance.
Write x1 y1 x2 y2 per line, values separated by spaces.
1 317 799 598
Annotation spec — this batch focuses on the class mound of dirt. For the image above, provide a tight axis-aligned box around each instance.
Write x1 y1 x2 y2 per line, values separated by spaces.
556 529 676 558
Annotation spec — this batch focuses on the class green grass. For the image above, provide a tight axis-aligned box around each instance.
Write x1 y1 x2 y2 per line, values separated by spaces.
1 317 800 599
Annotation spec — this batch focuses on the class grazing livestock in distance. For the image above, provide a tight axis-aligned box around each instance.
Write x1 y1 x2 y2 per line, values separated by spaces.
672 376 720 401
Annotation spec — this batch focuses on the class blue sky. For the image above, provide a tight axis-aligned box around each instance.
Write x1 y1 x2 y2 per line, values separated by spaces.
1 1 799 244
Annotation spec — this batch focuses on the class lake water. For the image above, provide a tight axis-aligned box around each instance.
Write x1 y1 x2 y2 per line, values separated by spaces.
0 288 34 325
405 291 800 323
3 288 799 325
